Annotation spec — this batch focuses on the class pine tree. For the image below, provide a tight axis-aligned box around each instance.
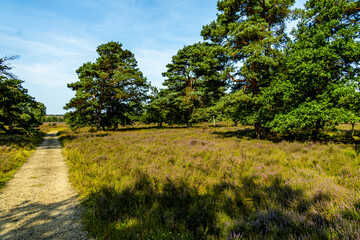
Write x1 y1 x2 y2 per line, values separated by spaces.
64 42 149 130
162 42 228 127
0 56 45 133
202 0 295 138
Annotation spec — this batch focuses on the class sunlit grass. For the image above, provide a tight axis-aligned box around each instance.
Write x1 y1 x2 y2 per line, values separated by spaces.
60 124 360 239
0 132 44 189
39 122 69 133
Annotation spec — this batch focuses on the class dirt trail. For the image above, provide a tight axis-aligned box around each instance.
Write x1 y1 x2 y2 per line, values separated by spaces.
0 132 87 240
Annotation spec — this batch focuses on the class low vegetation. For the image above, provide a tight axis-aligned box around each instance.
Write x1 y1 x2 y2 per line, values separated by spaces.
0 132 44 189
60 124 360 239
39 122 69 133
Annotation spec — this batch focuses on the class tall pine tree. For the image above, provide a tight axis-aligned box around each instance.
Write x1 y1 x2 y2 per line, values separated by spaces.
202 0 295 138
162 42 228 127
64 42 149 130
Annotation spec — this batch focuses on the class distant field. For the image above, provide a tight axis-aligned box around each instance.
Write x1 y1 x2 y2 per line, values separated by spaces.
0 132 44 189
40 122 69 133
60 124 360 239
41 122 68 127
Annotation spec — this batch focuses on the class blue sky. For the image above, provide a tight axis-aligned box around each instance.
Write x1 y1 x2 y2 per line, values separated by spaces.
0 0 306 114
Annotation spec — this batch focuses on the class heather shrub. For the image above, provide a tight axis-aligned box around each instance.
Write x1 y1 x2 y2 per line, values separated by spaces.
60 126 360 239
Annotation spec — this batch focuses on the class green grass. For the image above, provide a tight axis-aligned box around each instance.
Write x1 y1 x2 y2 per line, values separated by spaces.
60 125 360 239
0 131 44 189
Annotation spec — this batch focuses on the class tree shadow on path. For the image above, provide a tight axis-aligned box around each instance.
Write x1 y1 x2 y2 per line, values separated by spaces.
0 197 87 240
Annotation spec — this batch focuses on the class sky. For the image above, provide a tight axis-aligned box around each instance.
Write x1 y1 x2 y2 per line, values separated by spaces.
0 0 306 114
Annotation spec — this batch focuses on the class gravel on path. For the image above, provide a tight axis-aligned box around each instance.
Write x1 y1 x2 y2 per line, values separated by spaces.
0 132 87 240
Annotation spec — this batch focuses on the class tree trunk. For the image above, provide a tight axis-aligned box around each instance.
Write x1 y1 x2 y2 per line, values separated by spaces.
351 122 355 138
187 120 192 128
97 81 105 131
186 110 192 128
255 122 262 139
97 112 101 131
311 119 321 141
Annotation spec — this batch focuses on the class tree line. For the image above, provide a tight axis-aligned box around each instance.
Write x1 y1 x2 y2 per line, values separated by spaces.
44 115 65 123
0 56 45 134
3 0 356 139
65 0 359 140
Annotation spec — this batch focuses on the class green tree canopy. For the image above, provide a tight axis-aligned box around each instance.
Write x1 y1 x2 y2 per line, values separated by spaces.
266 0 360 139
0 56 45 133
161 42 228 127
201 0 295 138
64 41 149 130
141 86 168 127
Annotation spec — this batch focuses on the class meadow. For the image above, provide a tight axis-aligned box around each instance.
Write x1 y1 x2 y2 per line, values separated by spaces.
59 123 360 239
0 131 44 189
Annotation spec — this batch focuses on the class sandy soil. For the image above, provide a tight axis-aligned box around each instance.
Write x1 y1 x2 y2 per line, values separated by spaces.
0 132 87 240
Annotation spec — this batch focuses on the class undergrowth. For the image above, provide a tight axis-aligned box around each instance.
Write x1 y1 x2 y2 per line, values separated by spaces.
0 131 44 189
60 125 360 239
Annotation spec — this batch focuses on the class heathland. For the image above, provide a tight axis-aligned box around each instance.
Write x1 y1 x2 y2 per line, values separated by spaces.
0 132 44 189
59 123 360 239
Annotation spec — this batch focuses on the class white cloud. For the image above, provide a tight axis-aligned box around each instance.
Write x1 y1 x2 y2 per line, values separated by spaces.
14 62 77 86
0 0 219 113
0 29 99 88
0 31 94 58
135 48 176 88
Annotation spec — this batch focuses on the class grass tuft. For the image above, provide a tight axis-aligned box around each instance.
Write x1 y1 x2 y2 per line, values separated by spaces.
60 125 360 239
0 132 44 189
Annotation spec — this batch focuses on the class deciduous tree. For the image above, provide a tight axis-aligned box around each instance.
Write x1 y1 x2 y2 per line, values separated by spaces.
268 0 360 140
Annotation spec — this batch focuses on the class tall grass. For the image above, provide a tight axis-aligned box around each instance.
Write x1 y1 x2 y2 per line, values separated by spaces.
60 126 360 239
0 132 44 189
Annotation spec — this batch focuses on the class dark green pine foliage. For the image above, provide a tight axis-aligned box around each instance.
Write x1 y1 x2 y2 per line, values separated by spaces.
0 56 46 133
161 42 228 127
202 0 295 138
267 0 360 140
141 86 168 127
64 42 149 130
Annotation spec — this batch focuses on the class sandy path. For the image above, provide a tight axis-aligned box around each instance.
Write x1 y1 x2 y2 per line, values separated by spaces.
0 132 87 240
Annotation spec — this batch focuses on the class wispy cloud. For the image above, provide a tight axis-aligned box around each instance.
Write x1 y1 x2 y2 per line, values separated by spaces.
14 62 77 86
0 0 217 113
135 48 175 88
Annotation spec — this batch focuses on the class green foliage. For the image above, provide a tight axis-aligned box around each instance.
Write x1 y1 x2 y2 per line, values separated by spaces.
161 42 228 127
267 0 360 140
64 42 149 131
60 126 360 239
202 0 360 139
44 115 65 122
201 0 295 138
141 87 168 126
0 56 46 133
211 90 256 126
